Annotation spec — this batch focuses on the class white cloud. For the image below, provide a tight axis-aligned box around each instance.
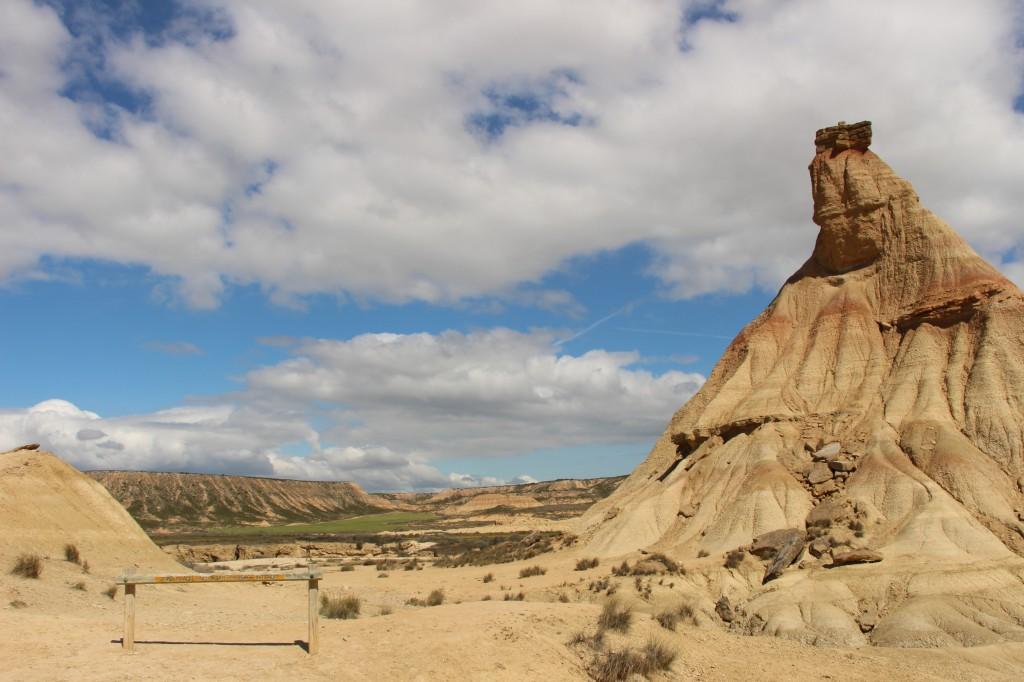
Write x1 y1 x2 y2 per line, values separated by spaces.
0 329 705 489
144 340 203 355
0 0 1020 306
246 328 705 458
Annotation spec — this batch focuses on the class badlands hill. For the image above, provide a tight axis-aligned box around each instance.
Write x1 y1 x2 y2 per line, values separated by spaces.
580 121 1024 648
0 445 177 573
383 476 625 517
88 470 397 529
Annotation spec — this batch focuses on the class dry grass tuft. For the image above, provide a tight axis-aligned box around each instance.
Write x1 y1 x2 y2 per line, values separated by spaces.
482 572 494 583
340 564 355 572
64 544 81 565
503 591 525 601
558 592 571 603
81 560 90 574
611 560 631 577
103 585 118 600
519 565 546 578
587 639 677 681
9 599 28 609
426 589 445 606
11 554 42 579
597 600 632 633
378 605 393 616
320 593 361 619
575 557 600 571
724 550 745 569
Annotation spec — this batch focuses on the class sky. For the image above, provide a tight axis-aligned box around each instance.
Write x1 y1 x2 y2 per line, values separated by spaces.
1 0 1022 490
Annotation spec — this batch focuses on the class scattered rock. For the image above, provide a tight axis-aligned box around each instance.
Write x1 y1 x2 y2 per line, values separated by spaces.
828 459 857 472
3 443 40 454
812 443 841 461
808 539 830 557
762 532 805 584
807 462 833 485
831 550 883 567
750 528 803 559
716 596 735 623
812 480 838 496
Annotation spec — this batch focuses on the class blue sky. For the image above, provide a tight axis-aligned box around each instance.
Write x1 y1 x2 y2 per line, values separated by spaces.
1 1 1022 490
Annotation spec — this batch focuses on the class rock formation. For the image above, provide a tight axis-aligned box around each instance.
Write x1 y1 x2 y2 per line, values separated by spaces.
579 121 1024 647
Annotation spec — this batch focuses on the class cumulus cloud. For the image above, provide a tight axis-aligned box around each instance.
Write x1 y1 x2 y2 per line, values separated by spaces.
0 329 705 489
1 0 1021 306
246 328 705 458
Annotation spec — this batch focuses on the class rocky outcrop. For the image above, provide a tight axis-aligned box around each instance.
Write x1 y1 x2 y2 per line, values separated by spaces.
578 121 1024 648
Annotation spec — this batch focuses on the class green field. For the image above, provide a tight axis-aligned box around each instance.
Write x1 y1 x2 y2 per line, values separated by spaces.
209 511 438 536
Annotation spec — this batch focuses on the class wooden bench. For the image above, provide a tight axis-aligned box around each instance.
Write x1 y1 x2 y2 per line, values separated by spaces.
116 569 323 654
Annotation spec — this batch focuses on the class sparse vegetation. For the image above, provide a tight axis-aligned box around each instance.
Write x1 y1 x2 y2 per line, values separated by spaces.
64 544 81 565
320 592 361 619
481 595 492 601
81 560 90 574
340 564 355 572
378 605 393 616
655 603 695 631
587 639 677 681
378 572 389 578
724 550 745 569
646 553 680 574
426 589 445 606
558 592 571 603
11 554 42 579
103 585 118 600
519 565 546 578
9 600 28 609
588 577 610 592
503 591 525 601
575 557 600 571
434 531 563 568
611 560 630 577
482 572 494 583
71 581 86 591
597 600 632 633
697 549 709 558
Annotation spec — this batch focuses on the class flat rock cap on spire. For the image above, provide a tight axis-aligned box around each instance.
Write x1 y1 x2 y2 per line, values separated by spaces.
815 120 871 152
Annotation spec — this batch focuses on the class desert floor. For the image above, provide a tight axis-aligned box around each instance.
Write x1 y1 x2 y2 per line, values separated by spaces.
4 550 1024 681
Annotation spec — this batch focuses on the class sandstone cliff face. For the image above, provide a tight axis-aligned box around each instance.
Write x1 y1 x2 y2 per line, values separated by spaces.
579 122 1024 647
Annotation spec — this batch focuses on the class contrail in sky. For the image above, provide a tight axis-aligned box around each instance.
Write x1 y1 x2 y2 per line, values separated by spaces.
554 306 630 346
614 327 733 340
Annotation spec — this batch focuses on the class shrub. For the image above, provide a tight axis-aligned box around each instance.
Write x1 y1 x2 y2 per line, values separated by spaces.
11 554 42 579
568 629 604 650
71 581 86 591
588 639 676 682
646 552 680 574
597 600 632 633
519 565 546 578
340 564 355 572
482 572 494 583
697 549 710 558
588 577 610 593
503 591 525 601
481 595 492 601
81 560 90 574
406 597 426 606
9 600 28 609
724 550 745 569
103 585 118 600
611 560 630 577
378 605 393 616
656 610 679 630
575 557 599 571
426 589 445 606
403 559 419 571
320 593 361 619
64 544 81 565
558 593 570 603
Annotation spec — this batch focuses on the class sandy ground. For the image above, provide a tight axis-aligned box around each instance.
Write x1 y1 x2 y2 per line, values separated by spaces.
4 552 1024 681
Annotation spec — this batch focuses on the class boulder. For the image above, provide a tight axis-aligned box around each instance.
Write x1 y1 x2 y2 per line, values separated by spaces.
750 528 804 559
762 532 805 583
831 550 883 567
715 596 735 623
807 462 833 484
812 442 841 461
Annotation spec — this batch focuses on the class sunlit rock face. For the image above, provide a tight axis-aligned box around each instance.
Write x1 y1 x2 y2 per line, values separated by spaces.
578 121 1024 648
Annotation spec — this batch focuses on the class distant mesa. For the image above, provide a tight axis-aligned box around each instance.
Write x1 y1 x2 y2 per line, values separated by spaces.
579 120 1024 648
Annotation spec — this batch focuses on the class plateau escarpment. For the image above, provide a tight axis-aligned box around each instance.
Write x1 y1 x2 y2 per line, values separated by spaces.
579 121 1024 648
88 470 398 529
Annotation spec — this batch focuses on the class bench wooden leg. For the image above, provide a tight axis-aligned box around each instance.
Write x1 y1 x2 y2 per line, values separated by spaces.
123 583 136 652
308 578 319 655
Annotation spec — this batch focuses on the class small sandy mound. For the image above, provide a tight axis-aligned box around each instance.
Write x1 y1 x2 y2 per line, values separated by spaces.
0 446 179 575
